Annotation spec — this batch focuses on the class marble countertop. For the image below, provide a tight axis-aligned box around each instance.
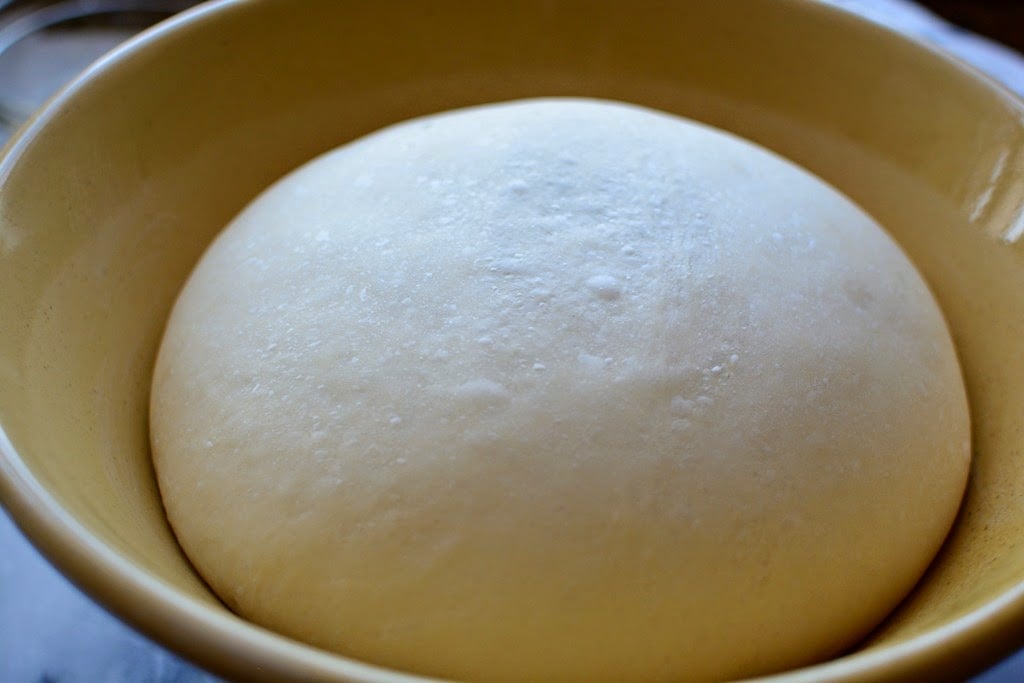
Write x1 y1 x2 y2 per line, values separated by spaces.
1 1 1023 681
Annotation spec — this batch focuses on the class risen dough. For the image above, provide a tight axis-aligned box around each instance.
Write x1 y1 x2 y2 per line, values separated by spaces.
151 99 970 682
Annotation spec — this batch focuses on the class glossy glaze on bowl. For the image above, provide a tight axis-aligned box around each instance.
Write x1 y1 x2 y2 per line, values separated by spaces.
0 1 1023 681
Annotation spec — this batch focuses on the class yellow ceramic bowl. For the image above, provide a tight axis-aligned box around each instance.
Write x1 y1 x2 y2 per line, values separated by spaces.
1 1 1023 681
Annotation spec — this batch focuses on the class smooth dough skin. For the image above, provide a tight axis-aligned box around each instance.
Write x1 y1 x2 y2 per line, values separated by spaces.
151 99 971 682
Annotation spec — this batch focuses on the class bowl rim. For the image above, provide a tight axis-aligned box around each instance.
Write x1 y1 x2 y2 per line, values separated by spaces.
1 0 1024 681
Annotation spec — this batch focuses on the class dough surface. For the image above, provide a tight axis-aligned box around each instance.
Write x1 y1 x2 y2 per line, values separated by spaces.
150 98 970 682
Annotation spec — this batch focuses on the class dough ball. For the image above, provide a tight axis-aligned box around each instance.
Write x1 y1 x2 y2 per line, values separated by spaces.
150 98 970 682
